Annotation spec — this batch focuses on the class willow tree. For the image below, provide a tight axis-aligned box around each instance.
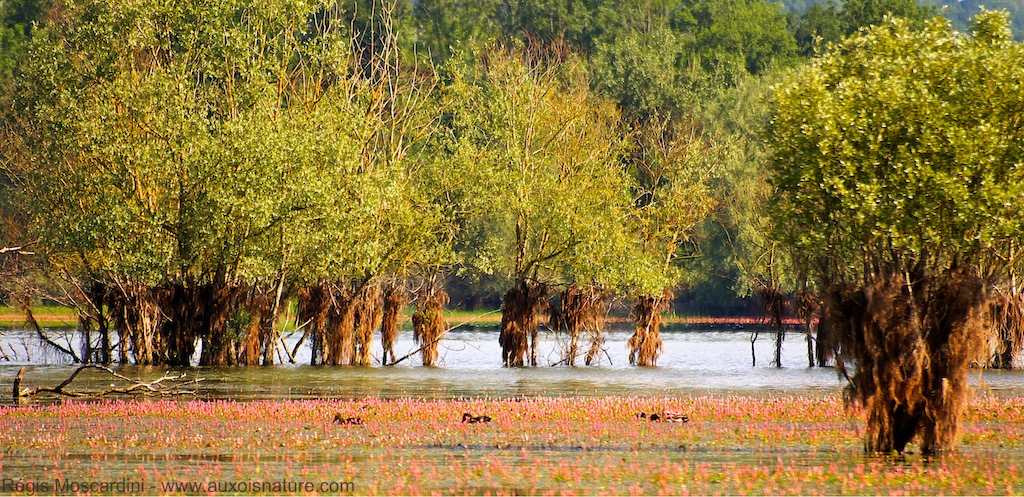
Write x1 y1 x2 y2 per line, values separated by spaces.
288 1 446 367
624 117 718 366
769 11 1024 454
9 0 369 366
439 47 630 367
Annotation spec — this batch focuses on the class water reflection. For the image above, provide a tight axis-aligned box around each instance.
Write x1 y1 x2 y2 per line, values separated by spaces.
3 324 1023 401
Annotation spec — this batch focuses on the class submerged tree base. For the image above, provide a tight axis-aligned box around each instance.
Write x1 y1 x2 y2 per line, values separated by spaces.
412 287 448 366
500 280 548 367
827 268 989 454
629 291 671 366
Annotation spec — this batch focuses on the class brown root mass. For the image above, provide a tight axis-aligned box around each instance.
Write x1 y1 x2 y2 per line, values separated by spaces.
353 285 383 366
500 280 548 367
628 291 671 366
412 287 448 366
549 285 606 366
986 290 1024 369
181 280 240 367
381 285 409 365
106 282 162 365
297 284 331 365
324 284 356 366
827 268 989 454
237 285 278 366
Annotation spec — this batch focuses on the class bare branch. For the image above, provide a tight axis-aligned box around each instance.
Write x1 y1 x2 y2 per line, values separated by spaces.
13 365 203 402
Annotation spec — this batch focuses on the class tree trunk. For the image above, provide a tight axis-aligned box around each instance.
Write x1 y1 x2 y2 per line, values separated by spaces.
87 281 111 364
758 283 786 368
500 280 548 367
298 284 331 365
628 291 670 366
324 284 356 366
107 282 162 365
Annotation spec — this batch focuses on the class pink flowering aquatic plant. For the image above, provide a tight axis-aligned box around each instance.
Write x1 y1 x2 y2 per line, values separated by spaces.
0 394 1021 495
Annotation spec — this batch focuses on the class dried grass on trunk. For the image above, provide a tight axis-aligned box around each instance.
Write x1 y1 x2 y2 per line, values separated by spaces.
549 285 606 366
412 287 448 366
381 285 409 365
500 280 548 367
629 291 671 366
815 310 839 367
353 285 383 366
828 268 989 454
986 291 1024 369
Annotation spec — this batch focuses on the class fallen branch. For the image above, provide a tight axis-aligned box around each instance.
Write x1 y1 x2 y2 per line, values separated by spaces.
12 365 203 403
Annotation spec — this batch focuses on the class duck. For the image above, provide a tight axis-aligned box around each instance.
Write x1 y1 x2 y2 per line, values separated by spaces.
333 413 364 426
637 411 689 423
461 412 492 424
663 412 690 423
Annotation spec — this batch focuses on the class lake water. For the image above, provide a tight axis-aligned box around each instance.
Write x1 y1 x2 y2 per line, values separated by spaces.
3 324 1023 402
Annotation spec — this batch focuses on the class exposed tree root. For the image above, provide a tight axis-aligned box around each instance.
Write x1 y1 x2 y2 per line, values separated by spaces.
381 285 409 365
986 290 1024 368
549 285 606 366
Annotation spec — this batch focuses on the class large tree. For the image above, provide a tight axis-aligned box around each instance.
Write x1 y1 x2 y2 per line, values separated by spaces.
769 11 1024 453
7 0 387 366
439 47 630 367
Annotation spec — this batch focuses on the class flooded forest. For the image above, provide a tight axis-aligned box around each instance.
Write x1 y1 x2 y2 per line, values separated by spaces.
2 0 1024 467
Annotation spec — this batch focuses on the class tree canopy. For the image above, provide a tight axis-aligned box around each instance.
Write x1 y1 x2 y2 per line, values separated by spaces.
769 10 1024 453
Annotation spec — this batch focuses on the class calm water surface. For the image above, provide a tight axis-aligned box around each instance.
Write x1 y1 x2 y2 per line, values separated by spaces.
3 324 1023 401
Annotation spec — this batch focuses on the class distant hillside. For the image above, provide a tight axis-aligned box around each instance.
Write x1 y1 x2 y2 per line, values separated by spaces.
779 0 1024 39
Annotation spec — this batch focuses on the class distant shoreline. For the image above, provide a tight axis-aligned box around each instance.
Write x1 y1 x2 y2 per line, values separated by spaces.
1 306 807 329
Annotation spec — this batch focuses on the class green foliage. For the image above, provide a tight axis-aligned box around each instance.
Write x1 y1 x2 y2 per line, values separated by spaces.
8 0 440 291
628 117 719 297
437 47 632 290
677 0 799 80
770 11 1024 283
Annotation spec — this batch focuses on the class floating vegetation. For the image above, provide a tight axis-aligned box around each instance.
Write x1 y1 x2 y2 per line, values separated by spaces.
2 394 1022 495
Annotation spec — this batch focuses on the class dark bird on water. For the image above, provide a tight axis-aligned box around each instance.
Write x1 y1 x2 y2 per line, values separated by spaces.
638 412 689 423
461 412 491 423
333 413 365 426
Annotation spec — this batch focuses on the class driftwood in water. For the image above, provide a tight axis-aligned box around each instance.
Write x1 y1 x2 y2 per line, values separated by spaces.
828 268 989 454
500 280 548 367
628 291 671 366
12 365 202 403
